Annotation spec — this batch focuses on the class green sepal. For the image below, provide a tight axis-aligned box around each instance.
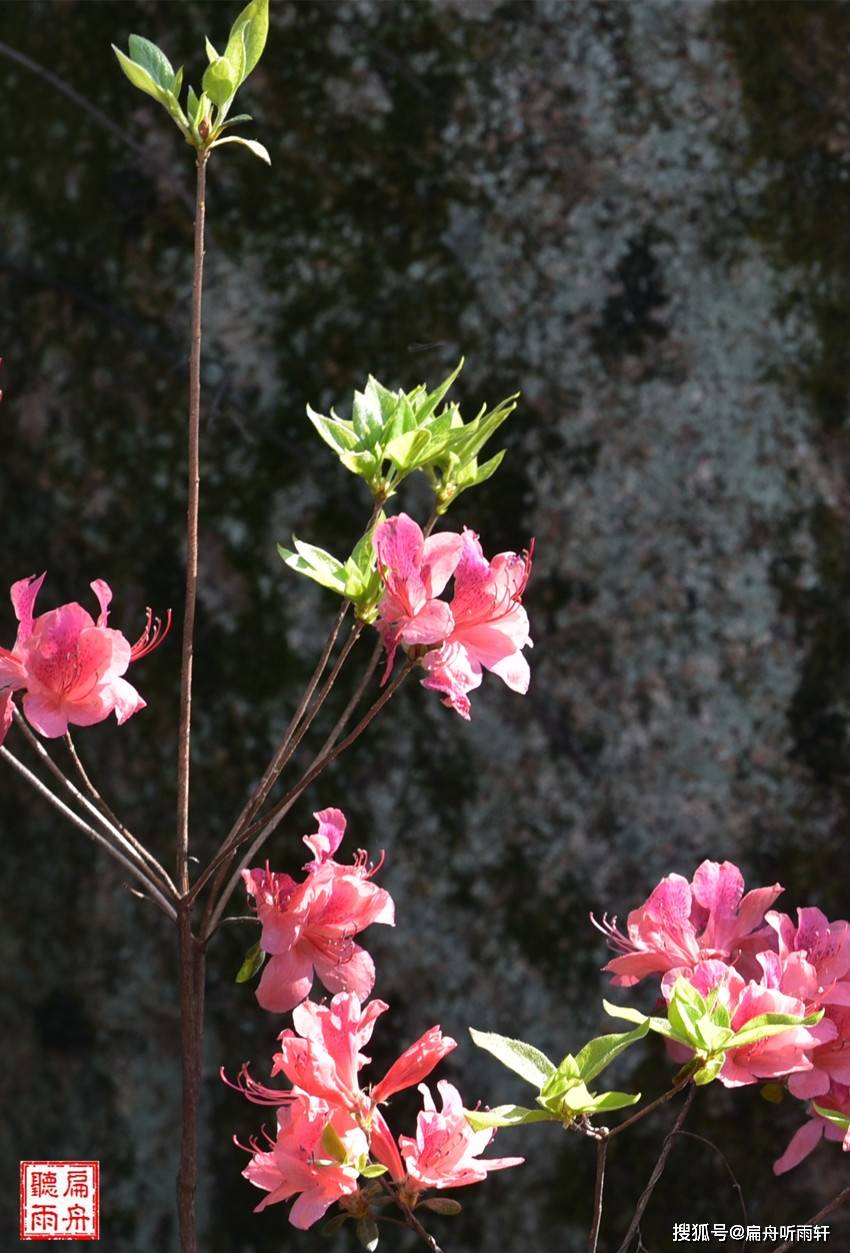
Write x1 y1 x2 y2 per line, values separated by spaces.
693 1055 725 1086
359 1162 388 1179
420 1198 462 1216
278 539 347 594
127 34 175 88
321 1121 349 1164
234 940 265 983
321 1213 350 1235
356 1217 379 1251
468 1027 554 1088
464 1104 558 1130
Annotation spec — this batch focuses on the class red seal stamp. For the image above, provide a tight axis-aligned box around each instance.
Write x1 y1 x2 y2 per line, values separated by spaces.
20 1161 100 1240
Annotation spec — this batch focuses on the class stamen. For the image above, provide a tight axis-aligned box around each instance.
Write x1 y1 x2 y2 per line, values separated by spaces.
130 607 173 661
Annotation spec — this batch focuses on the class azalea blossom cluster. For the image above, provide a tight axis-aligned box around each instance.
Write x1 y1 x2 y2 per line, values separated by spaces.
595 860 850 1173
233 808 522 1230
373 513 532 720
0 573 168 744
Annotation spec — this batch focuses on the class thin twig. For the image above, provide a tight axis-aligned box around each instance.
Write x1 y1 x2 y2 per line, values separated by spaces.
202 657 414 939
770 1181 850 1253
176 152 208 897
379 1179 444 1253
0 40 196 215
608 1074 693 1139
615 1086 696 1253
588 1133 608 1253
219 601 349 843
673 1130 747 1224
64 730 177 895
191 615 362 913
1 746 176 919
11 709 176 904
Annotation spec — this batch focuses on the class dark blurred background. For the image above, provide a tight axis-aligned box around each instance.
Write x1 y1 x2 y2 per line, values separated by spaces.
2 0 850 1249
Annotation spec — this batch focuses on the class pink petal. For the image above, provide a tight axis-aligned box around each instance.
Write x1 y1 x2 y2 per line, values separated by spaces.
489 649 531 694
10 572 45 645
374 514 425 580
107 675 146 725
21 690 70 738
303 807 346 865
399 600 454 647
0 690 13 746
421 532 464 597
773 1119 824 1175
256 948 315 1013
311 942 376 1001
370 1107 406 1181
90 578 112 628
372 1026 457 1103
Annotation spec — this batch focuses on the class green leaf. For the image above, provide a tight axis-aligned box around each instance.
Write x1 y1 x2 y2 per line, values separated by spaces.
307 407 359 453
352 387 384 444
321 1121 349 1164
187 85 200 121
812 1103 850 1132
203 56 239 109
584 1089 642 1112
172 66 184 100
539 1054 581 1103
112 46 164 102
223 22 248 86
603 1000 673 1038
469 1027 555 1089
464 1104 557 1130
278 540 347 594
384 428 432 473
554 1080 596 1113
356 1216 379 1252
420 1198 463 1216
359 1162 388 1178
575 1021 650 1084
697 1017 733 1054
210 135 271 163
339 450 379 479
727 1010 822 1050
226 0 269 82
216 113 254 132
413 358 464 426
127 34 174 88
205 36 219 64
234 940 265 983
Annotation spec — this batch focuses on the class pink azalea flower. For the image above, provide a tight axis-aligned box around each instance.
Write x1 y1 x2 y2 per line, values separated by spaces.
774 1082 850 1175
661 958 835 1088
399 1081 524 1190
594 860 783 987
271 993 456 1116
242 808 394 1013
421 529 533 720
373 514 463 679
0 574 169 743
787 1003 850 1100
240 1092 367 1227
765 908 850 1007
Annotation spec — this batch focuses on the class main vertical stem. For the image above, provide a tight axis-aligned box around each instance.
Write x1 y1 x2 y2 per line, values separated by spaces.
177 904 206 1253
177 152 208 896
176 151 209 1253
